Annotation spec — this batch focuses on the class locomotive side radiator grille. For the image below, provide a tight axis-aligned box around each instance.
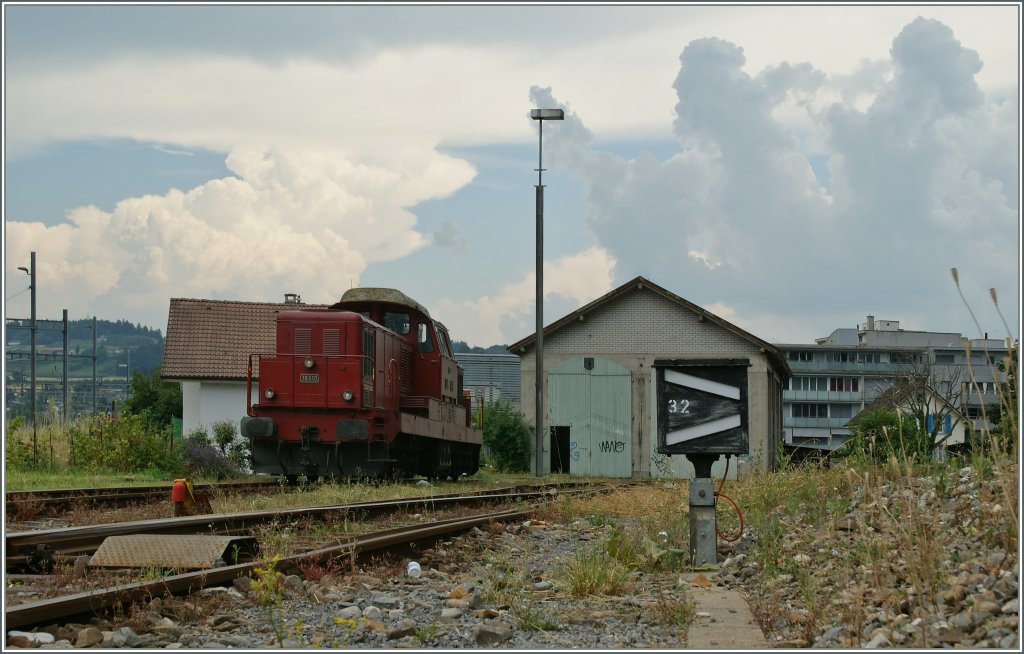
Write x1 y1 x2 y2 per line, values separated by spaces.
400 348 414 395
362 382 374 408
295 328 312 354
323 329 341 356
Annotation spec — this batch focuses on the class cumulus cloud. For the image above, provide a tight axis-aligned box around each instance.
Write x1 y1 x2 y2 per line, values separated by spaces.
4 147 474 324
3 12 1016 345
534 17 1017 342
436 246 616 346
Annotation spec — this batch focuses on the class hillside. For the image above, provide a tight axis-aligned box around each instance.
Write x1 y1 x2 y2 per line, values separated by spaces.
5 319 164 419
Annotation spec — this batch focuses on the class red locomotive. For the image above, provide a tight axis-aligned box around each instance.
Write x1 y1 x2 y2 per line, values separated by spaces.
241 288 482 481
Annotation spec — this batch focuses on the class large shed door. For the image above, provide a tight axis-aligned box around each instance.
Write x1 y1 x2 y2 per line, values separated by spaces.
549 357 632 478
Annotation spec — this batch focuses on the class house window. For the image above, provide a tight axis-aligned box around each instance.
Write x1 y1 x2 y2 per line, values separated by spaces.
791 376 827 391
792 403 827 418
829 377 860 392
827 351 853 363
891 352 916 364
829 404 853 419
934 354 955 364
789 351 814 362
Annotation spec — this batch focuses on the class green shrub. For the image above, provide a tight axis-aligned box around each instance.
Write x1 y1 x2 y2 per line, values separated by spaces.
66 414 174 472
179 427 237 479
482 401 532 473
844 408 931 464
4 417 35 468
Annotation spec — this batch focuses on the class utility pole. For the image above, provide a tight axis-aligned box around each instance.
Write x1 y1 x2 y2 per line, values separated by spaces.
17 252 38 461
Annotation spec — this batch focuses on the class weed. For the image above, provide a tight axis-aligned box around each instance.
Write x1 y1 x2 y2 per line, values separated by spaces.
559 544 631 597
513 600 560 631
332 616 362 647
651 593 694 632
250 555 288 646
297 554 346 582
413 624 439 644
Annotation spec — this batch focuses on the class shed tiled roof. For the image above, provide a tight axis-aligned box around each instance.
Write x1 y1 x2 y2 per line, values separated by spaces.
161 298 327 381
507 276 791 379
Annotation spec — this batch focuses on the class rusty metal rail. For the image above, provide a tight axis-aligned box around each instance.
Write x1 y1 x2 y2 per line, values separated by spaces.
5 480 281 514
4 506 537 630
5 483 606 565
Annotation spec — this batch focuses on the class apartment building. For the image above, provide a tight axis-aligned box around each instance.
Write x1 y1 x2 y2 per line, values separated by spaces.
776 315 1012 452
455 352 522 407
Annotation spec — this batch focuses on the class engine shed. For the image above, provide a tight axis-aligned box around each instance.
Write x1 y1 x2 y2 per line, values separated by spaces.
509 276 791 480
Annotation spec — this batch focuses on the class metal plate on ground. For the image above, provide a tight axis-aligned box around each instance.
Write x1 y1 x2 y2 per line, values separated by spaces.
88 535 260 570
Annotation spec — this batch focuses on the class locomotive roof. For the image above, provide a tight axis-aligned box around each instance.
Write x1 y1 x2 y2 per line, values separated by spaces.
331 287 432 319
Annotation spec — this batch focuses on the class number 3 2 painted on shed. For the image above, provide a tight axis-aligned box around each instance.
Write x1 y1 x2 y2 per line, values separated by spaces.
667 399 690 415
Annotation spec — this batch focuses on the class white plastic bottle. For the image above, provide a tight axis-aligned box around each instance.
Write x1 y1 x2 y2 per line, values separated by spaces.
407 561 422 578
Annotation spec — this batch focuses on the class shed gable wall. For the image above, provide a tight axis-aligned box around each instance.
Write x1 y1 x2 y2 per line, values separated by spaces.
543 289 763 360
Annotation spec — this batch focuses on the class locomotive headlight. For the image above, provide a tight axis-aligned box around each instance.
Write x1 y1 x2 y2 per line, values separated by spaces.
303 357 315 369
342 389 354 401
264 388 275 399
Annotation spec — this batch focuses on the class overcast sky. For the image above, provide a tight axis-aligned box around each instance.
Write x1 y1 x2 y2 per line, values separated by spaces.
3 3 1020 348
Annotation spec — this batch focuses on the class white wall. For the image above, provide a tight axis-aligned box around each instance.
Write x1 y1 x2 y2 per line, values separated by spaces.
180 380 253 438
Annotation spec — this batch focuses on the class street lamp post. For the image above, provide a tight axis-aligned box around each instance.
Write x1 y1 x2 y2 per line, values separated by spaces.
530 108 564 477
17 252 37 462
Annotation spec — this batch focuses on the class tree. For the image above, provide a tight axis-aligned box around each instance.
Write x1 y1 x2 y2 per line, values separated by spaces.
891 359 967 452
123 366 182 428
845 408 931 463
482 401 532 473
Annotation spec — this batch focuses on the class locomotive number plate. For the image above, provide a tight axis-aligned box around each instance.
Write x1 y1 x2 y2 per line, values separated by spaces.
299 374 320 383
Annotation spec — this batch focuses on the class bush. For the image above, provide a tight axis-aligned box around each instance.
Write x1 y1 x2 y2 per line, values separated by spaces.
482 401 533 473
4 417 35 468
179 428 236 479
844 408 931 464
60 413 175 472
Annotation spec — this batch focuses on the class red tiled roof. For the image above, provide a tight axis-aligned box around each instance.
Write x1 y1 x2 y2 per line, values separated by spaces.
161 298 327 381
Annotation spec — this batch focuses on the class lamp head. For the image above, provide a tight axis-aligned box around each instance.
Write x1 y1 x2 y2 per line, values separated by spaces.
17 267 29 274
531 109 564 121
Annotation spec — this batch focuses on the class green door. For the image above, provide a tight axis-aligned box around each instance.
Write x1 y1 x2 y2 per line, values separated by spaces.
549 357 632 478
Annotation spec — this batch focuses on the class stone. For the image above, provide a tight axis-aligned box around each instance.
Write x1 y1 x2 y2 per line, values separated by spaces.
473 622 513 645
371 593 401 609
440 608 463 621
386 619 417 640
74 627 104 648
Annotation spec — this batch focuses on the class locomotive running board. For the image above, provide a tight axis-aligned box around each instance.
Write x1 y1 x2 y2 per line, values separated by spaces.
88 535 260 570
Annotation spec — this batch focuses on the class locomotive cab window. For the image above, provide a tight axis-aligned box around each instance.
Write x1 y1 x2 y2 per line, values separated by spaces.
384 312 411 335
362 328 375 378
436 324 453 358
417 323 435 352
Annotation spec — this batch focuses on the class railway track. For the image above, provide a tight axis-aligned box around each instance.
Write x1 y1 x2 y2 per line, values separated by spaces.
4 481 621 630
5 482 591 564
4 480 282 517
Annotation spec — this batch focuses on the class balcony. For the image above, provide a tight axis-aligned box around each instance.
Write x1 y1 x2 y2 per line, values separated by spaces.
785 417 855 429
787 360 894 373
784 391 864 402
